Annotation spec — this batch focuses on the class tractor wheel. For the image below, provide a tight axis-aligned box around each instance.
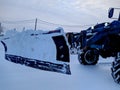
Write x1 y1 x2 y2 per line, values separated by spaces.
111 57 120 84
78 49 99 65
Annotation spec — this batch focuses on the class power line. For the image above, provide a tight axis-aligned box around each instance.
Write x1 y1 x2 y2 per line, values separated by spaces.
1 19 35 24
1 18 95 28
37 19 95 27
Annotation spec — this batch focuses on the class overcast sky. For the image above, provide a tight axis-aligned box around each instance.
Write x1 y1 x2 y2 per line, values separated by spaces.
0 0 120 25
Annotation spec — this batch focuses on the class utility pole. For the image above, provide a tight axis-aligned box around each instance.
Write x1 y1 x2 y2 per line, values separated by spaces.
0 22 3 34
0 22 1 28
34 18 37 30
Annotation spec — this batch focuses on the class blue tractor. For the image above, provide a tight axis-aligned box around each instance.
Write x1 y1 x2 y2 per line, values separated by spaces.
78 8 120 84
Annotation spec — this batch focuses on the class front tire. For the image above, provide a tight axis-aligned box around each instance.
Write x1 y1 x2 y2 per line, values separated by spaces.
78 49 99 65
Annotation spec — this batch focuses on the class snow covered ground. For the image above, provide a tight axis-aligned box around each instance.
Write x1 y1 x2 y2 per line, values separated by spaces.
0 0 120 90
0 41 120 90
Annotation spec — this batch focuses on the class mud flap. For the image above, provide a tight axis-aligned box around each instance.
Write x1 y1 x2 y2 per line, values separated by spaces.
2 28 71 75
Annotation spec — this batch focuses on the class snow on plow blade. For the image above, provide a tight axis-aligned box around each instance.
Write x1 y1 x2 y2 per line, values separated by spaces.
1 28 71 75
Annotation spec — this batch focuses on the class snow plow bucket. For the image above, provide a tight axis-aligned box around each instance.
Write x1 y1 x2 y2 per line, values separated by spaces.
1 28 71 75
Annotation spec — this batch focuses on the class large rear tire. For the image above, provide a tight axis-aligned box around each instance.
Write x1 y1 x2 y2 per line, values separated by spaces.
78 49 99 65
111 53 120 84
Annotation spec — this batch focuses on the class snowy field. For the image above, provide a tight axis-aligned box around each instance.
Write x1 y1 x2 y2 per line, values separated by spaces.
0 0 120 90
0 42 120 90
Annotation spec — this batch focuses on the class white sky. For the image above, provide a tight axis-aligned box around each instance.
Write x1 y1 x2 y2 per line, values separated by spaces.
0 0 120 25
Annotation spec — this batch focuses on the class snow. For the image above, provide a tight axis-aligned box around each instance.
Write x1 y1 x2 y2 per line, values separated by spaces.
0 31 120 90
2 29 69 64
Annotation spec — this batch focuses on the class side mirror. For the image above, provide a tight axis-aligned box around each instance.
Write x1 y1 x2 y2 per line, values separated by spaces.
108 8 114 18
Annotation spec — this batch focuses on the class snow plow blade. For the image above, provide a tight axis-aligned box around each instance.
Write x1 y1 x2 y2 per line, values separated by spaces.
1 28 71 75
